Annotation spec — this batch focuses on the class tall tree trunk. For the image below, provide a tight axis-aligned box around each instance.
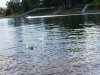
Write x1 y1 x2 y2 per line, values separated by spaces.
94 0 98 9
84 0 86 4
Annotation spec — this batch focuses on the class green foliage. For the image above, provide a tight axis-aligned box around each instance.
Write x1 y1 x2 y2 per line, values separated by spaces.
42 0 52 7
0 7 6 15
5 8 11 16
5 0 21 16
90 0 100 5
5 0 94 15
22 0 41 12
29 0 40 9
22 0 30 12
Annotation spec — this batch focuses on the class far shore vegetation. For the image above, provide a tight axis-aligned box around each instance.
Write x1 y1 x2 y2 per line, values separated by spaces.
0 0 100 18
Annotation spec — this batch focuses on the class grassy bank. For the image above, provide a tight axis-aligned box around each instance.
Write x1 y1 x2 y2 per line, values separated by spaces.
29 8 82 16
1 6 100 18
0 14 15 18
0 9 80 18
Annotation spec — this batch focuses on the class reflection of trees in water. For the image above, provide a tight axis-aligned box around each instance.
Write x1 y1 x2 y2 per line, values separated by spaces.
43 17 69 30
31 14 100 30
23 18 43 25
8 18 23 27
43 16 84 30
67 15 84 29
83 14 100 26
14 18 22 26
83 14 88 25
8 14 100 28
43 17 61 30
7 18 25 55
8 18 44 26
93 14 100 25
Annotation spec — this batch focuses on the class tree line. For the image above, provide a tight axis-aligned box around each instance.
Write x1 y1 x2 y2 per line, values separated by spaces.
5 0 94 16
0 7 6 15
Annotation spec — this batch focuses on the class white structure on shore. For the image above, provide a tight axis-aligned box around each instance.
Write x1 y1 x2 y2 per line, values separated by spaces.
82 4 90 13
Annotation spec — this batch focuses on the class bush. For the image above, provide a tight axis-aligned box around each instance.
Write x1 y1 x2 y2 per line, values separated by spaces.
5 8 11 16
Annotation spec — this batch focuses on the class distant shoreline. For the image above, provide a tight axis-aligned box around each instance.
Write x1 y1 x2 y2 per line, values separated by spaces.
1 9 100 18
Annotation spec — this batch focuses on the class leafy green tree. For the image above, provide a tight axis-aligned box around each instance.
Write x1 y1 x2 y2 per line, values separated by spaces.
42 0 52 7
5 0 22 15
29 0 40 9
22 0 30 12
51 0 60 7
0 7 6 15
5 1 14 15
5 0 94 15
12 0 21 3
94 0 98 9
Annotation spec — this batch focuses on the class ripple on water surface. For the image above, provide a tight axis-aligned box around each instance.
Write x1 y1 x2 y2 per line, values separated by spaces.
0 15 100 74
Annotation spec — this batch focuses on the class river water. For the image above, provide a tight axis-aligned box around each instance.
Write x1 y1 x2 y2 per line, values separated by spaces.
0 14 100 75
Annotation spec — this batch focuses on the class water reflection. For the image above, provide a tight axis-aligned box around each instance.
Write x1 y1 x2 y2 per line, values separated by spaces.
5 15 100 59
0 14 100 74
83 14 100 27
43 16 84 30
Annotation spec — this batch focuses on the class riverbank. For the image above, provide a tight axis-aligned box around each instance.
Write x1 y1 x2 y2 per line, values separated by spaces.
0 14 15 18
28 8 100 16
29 9 82 16
1 9 100 18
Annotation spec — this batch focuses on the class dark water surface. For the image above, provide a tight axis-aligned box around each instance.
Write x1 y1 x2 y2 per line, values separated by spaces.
0 14 100 75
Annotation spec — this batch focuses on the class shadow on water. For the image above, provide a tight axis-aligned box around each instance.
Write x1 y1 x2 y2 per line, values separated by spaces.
43 16 84 30
83 14 100 27
8 14 100 28
8 18 23 27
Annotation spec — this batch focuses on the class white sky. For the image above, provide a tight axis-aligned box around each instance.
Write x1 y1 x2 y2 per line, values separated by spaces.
0 0 10 7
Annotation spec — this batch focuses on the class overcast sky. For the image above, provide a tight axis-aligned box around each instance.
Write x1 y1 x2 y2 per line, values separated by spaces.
0 0 10 7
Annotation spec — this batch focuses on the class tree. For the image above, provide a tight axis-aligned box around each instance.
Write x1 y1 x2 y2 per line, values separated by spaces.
5 0 22 16
42 0 52 7
12 0 21 3
29 0 40 9
22 0 31 12
94 0 98 9
0 7 6 15
5 1 14 15
5 0 94 15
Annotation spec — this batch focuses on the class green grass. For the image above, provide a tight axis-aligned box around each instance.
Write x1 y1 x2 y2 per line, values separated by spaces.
30 9 56 16
0 14 16 18
90 0 100 5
